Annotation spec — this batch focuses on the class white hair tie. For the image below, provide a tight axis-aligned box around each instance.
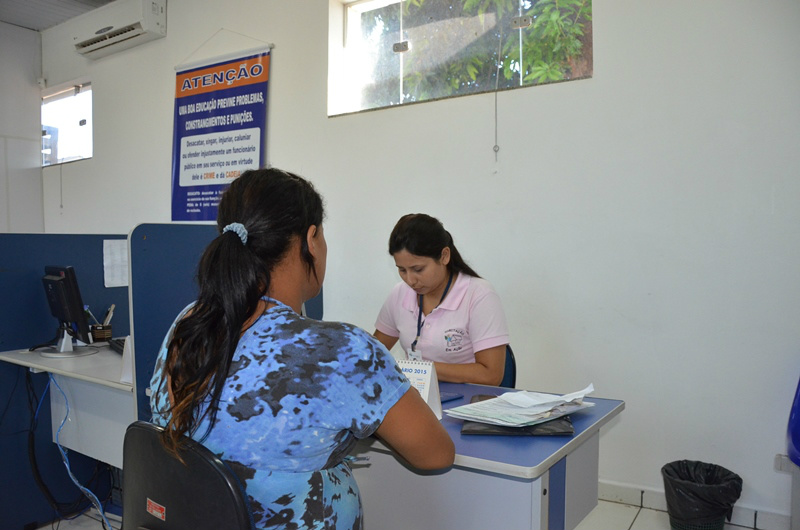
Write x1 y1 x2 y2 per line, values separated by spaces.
222 222 248 245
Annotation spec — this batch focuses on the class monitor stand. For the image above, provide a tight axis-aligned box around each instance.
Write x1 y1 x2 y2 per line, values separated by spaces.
38 326 97 359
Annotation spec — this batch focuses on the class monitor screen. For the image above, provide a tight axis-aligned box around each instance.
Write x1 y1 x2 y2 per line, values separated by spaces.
39 265 95 357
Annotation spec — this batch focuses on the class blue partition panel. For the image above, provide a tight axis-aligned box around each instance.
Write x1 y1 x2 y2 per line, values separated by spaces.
129 223 323 421
0 233 125 530
129 223 217 421
0 234 129 350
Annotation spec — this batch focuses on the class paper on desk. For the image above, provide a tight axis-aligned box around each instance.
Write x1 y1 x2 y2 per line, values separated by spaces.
497 384 594 410
445 384 595 427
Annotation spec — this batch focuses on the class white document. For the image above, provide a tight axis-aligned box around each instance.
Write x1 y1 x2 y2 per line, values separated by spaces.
396 359 442 419
103 239 129 288
445 384 595 427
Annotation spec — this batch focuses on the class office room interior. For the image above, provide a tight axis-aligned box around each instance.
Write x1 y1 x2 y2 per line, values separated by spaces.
1 0 799 529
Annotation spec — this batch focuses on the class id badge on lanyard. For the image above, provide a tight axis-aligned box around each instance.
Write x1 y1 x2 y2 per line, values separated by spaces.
409 272 452 362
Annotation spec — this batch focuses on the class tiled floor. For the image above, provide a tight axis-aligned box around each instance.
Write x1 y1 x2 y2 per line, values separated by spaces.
574 500 751 530
41 501 753 530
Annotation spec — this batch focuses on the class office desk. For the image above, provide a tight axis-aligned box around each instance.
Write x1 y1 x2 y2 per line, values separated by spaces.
351 382 624 530
0 345 135 468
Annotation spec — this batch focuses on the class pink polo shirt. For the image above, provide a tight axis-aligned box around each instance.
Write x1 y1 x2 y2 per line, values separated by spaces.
375 273 509 364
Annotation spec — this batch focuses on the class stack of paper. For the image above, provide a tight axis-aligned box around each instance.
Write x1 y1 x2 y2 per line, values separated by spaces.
445 384 595 427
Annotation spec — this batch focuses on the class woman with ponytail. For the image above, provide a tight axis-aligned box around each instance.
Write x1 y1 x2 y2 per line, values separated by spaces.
374 213 510 386
150 170 453 529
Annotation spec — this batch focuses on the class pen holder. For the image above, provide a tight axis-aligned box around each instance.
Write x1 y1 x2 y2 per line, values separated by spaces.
91 324 112 342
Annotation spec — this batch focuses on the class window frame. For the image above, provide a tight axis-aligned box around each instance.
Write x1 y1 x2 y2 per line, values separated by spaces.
329 0 593 116
41 80 94 167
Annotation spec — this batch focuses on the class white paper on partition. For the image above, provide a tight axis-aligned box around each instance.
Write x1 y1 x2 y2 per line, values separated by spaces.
103 239 129 288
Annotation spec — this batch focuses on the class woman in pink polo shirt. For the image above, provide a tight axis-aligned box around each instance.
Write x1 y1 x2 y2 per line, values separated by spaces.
374 213 510 385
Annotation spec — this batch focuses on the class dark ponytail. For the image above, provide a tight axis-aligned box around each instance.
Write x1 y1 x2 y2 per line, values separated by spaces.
388 213 480 278
164 168 324 452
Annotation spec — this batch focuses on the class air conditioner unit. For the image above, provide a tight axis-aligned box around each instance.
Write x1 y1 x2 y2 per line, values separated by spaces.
72 0 167 60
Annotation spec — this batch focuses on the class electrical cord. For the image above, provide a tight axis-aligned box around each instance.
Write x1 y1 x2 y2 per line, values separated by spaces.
1 365 115 527
49 374 113 530
23 371 110 525
29 326 67 351
0 365 24 435
26 373 70 517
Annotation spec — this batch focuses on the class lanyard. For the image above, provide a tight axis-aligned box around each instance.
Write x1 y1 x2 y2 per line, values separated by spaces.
411 272 453 352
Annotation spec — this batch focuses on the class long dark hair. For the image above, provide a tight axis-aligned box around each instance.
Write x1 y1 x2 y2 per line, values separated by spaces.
388 213 480 278
164 168 324 452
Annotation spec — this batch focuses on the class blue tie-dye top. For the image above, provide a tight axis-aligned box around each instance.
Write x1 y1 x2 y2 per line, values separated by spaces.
150 299 411 529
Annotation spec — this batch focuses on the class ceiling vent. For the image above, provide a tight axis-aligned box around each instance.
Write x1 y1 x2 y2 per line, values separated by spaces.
72 0 166 59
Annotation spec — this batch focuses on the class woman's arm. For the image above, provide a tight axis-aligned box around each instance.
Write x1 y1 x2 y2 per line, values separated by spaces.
375 387 455 470
434 344 507 386
373 330 399 352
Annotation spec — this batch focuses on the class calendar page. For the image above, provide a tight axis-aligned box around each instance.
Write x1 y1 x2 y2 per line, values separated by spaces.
396 359 442 419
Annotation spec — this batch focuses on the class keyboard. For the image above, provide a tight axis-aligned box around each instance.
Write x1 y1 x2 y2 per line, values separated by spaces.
109 337 126 354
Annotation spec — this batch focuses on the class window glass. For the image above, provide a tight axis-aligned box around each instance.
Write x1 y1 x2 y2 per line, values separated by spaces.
332 0 593 115
41 84 93 166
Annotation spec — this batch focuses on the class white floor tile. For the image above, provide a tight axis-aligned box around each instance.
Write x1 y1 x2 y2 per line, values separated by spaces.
631 508 753 530
575 500 640 530
630 508 673 530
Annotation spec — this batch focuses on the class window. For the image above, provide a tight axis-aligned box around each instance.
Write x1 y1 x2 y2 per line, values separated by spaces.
330 0 593 115
41 83 93 166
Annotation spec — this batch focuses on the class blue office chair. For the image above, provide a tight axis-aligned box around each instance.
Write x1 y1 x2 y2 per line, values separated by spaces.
789 373 800 467
499 345 516 388
122 421 254 530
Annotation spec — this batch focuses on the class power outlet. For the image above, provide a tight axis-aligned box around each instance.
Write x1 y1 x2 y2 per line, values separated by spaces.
775 453 795 472
392 41 409 53
511 16 532 29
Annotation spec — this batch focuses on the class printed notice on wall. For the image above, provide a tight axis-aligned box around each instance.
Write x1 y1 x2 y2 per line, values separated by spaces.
103 239 129 288
171 49 270 220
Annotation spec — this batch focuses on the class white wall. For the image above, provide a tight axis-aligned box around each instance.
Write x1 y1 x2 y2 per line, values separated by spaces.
38 0 800 518
0 22 43 233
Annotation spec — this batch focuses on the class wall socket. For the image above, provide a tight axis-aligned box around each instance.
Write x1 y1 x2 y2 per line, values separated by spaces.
775 453 796 472
511 16 532 29
392 41 409 53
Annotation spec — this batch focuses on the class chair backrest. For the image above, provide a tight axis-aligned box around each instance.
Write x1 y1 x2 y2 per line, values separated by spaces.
789 374 800 466
122 421 254 530
499 345 516 388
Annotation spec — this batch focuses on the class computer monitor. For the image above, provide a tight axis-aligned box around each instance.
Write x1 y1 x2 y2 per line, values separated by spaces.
37 265 96 358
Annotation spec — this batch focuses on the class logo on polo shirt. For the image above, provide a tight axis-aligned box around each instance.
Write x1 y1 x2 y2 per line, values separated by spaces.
444 329 466 353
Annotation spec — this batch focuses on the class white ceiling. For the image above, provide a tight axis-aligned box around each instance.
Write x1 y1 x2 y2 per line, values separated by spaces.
0 0 115 31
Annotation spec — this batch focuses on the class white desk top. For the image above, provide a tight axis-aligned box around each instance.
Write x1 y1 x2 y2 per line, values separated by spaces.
0 345 132 392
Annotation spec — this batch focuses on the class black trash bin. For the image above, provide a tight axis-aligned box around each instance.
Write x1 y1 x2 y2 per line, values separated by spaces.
661 460 742 530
